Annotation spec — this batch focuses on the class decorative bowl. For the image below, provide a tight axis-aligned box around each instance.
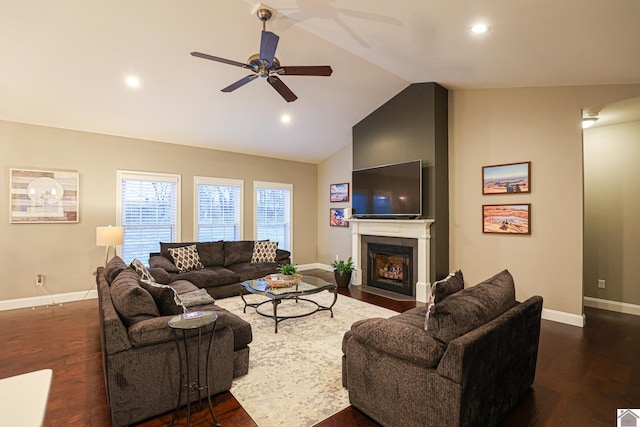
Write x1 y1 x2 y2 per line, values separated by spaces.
265 273 303 288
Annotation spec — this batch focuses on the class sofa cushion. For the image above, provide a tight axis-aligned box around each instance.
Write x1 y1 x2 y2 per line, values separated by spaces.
110 269 159 326
226 262 279 282
251 241 278 263
149 255 180 273
432 270 464 304
194 241 225 266
224 240 255 267
169 279 200 295
275 248 291 263
130 258 155 282
171 266 240 288
349 317 446 368
104 256 128 285
426 269 517 344
168 244 205 273
139 279 186 315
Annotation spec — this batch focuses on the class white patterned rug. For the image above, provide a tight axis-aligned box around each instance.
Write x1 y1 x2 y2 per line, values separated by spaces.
214 291 397 427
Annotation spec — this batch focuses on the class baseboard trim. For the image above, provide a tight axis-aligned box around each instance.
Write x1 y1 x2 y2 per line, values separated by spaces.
0 289 97 312
298 263 331 271
542 308 585 327
584 296 640 317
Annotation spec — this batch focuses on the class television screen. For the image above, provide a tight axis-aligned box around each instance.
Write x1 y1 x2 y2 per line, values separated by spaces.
352 160 422 218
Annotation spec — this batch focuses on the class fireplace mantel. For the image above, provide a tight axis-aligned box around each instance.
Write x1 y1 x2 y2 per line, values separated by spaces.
350 218 434 303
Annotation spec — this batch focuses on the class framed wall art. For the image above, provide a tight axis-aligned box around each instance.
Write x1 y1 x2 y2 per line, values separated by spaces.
482 204 530 235
482 161 530 194
330 208 349 227
330 183 349 202
10 168 79 223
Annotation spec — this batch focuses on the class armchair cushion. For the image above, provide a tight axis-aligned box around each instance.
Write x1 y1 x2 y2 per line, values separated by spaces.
426 269 517 344
432 269 464 304
349 317 445 368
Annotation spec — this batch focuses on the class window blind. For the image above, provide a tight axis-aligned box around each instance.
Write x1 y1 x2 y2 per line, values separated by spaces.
197 181 241 241
255 184 291 250
119 173 179 263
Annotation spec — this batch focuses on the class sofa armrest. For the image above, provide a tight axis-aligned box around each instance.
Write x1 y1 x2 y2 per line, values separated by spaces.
275 249 291 263
348 318 445 367
148 267 172 284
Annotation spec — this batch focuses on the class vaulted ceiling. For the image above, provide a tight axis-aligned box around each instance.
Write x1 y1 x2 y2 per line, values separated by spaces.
1 1 639 163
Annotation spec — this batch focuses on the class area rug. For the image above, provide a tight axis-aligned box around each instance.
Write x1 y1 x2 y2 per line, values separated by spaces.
214 292 397 427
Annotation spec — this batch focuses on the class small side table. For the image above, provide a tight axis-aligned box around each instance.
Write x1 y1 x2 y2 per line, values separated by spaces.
168 311 221 427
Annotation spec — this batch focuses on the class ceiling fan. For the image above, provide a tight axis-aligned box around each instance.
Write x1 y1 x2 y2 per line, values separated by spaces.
191 6 333 103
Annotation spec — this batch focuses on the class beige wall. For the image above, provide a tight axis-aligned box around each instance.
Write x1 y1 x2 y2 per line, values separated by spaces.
317 143 353 265
449 84 640 317
584 119 640 304
0 120 317 301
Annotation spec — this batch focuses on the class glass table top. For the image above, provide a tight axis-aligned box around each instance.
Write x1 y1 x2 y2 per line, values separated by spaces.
243 275 335 297
168 310 218 330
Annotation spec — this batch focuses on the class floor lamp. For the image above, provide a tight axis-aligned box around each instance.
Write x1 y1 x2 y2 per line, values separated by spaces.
96 226 124 266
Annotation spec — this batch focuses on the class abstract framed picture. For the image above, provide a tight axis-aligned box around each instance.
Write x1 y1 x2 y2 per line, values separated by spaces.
330 183 349 202
330 208 349 227
482 204 530 235
482 161 531 194
10 168 79 223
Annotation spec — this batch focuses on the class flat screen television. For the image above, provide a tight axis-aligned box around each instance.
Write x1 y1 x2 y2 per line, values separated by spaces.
352 160 422 219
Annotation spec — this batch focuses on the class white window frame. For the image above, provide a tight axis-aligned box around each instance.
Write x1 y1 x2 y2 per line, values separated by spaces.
193 176 244 241
253 180 293 254
116 170 181 263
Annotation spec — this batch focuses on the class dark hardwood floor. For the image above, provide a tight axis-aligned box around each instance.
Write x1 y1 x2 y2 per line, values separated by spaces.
1 269 638 426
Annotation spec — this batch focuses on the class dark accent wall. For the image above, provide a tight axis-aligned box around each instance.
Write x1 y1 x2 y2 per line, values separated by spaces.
352 82 449 281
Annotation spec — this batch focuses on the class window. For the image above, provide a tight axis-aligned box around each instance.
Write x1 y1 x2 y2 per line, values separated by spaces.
195 177 243 241
117 171 181 264
254 181 292 251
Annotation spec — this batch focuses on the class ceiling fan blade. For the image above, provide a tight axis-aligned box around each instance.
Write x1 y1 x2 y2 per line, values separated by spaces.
268 76 297 102
278 66 333 76
191 52 250 69
259 31 279 65
221 74 259 93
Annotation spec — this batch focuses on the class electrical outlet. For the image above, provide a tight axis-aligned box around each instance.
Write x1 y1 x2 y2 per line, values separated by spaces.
36 274 44 286
598 279 605 289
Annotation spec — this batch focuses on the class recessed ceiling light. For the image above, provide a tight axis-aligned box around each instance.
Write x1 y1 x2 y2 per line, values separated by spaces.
471 23 490 34
281 114 291 124
126 76 141 88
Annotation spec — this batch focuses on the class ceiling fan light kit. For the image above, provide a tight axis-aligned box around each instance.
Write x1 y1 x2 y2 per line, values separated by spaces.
191 4 332 103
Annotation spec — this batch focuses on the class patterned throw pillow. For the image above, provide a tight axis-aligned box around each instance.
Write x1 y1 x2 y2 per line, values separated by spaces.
167 244 204 273
251 241 278 263
130 258 155 282
139 279 186 315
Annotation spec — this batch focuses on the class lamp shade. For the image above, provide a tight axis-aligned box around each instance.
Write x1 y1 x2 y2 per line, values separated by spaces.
96 226 124 246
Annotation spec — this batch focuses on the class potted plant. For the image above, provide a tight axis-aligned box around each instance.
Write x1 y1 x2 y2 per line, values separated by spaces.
331 256 355 288
278 264 299 280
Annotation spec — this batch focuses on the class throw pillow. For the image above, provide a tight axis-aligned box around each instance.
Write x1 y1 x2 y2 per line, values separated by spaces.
168 244 204 273
431 269 464 304
179 289 215 308
139 279 186 315
251 241 278 263
130 258 155 282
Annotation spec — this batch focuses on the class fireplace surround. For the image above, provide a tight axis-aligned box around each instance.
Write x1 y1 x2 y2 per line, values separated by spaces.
351 218 434 303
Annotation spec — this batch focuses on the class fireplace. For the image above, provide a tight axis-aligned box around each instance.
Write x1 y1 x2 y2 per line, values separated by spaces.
351 218 433 303
367 243 413 296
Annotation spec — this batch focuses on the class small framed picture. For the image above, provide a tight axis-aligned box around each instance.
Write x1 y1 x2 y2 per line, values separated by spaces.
482 161 530 194
483 204 531 235
330 183 349 202
330 208 349 227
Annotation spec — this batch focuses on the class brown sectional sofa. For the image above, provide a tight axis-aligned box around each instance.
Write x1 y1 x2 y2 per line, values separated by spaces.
97 256 253 427
342 270 543 427
148 240 291 299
